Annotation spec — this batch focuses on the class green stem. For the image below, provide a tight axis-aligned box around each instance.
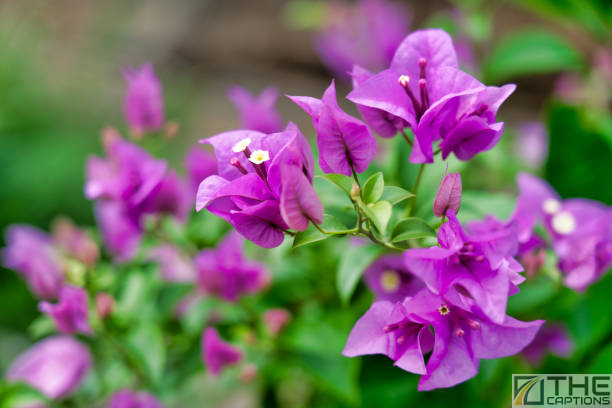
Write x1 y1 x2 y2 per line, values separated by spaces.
401 129 414 147
406 163 425 216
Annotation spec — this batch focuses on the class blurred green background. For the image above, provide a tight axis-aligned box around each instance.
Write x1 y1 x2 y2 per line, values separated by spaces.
0 0 611 407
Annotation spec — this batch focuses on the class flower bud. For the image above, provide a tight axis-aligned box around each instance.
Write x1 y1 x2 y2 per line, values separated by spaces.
96 292 115 320
433 172 462 218
350 183 361 200
263 308 291 336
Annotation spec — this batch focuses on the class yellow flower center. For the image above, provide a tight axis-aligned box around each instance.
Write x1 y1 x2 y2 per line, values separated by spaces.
438 305 450 315
380 270 400 292
248 150 270 164
232 137 252 153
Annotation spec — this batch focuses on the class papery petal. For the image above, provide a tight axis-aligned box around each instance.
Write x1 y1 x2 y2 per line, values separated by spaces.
440 116 497 161
202 327 243 376
469 316 544 359
391 28 458 78
403 247 454 294
280 165 323 231
433 172 462 217
228 85 283 134
230 200 287 248
95 201 142 262
202 130 267 180
39 285 92 335
343 301 394 357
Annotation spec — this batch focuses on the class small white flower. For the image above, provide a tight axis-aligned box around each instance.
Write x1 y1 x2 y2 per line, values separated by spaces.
248 150 270 164
232 137 252 153
551 211 576 235
397 75 410 88
380 270 400 293
542 198 561 215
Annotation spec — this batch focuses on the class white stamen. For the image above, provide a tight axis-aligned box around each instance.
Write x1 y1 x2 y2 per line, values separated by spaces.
397 75 410 88
380 270 400 293
552 211 576 235
542 198 561 215
248 150 270 164
232 137 252 153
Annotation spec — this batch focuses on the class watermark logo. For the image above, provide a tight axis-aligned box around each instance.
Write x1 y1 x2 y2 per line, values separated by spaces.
512 375 612 407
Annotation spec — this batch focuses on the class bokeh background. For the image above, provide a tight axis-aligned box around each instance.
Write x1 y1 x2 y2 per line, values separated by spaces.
1 0 611 406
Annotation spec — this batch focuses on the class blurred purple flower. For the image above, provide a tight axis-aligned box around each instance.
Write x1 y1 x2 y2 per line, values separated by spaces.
6 336 92 400
184 146 217 196
2 225 64 299
521 324 573 365
85 133 167 208
202 327 243 376
147 244 196 283
363 254 423 302
433 172 462 218
39 285 92 335
51 217 99 268
95 292 115 320
123 63 164 134
289 80 376 175
196 123 322 248
94 201 143 262
315 0 411 79
404 210 522 323
343 288 543 390
348 28 514 163
141 170 192 222
228 86 283 134
109 389 163 408
512 173 612 291
263 308 291 336
195 232 269 302
516 122 548 168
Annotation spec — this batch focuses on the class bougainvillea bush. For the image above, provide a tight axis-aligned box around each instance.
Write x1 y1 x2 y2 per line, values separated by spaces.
1 0 612 407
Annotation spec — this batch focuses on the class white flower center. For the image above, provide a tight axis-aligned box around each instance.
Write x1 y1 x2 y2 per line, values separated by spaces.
542 198 561 215
397 75 410 87
232 137 252 153
438 304 450 315
380 270 400 292
248 150 270 164
551 211 576 235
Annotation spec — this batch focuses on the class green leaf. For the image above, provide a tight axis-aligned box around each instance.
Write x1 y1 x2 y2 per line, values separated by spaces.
380 185 414 205
125 322 166 386
391 218 436 242
317 174 354 198
361 172 384 204
337 244 382 303
483 29 582 82
362 201 392 235
0 382 49 407
292 214 351 249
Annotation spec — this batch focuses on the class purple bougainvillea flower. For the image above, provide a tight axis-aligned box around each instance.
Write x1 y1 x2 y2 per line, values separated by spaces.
85 134 167 207
147 244 196 283
288 80 376 175
350 65 409 138
2 225 64 299
195 232 269 302
123 63 164 134
196 123 322 247
39 285 92 335
141 170 192 222
228 86 284 134
184 146 217 196
364 254 424 302
348 28 514 163
6 336 92 400
94 201 143 262
404 210 521 323
109 389 163 408
343 288 543 390
433 172 462 217
202 327 243 376
511 173 612 291
51 217 99 268
315 0 411 79
521 324 573 365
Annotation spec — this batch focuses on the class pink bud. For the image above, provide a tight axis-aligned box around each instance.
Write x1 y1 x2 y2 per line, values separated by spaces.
239 363 258 382
95 292 115 320
263 308 291 336
433 172 462 218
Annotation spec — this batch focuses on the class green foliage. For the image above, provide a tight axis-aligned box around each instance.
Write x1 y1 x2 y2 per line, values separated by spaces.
483 29 583 83
336 244 382 304
391 218 437 243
